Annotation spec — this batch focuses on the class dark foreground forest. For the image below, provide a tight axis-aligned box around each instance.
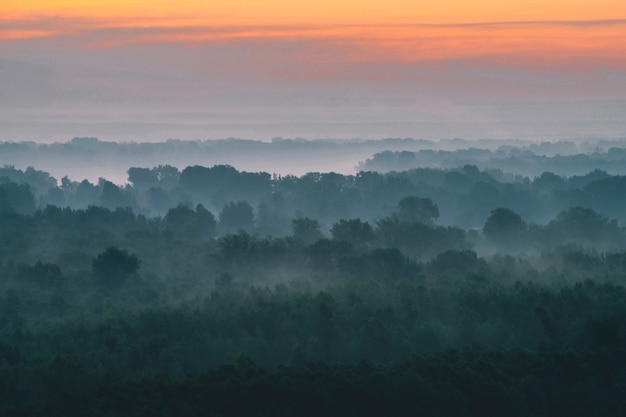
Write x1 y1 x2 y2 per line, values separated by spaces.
2 147 626 416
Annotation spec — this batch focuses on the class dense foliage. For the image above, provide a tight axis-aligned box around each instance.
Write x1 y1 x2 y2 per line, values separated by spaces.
2 157 626 415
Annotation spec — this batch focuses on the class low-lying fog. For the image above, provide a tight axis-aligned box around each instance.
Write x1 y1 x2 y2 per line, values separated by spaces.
2 136 626 186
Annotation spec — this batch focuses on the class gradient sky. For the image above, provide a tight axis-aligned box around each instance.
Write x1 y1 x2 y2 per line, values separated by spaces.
2 1 626 142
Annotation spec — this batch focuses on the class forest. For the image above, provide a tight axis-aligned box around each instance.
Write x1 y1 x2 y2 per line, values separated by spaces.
2 143 626 416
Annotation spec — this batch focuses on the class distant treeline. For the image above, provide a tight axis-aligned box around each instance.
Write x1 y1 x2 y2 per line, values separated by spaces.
3 137 626 185
360 146 626 177
4 161 626 230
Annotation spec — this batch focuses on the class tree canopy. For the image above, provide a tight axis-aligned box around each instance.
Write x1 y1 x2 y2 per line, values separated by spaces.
92 246 140 285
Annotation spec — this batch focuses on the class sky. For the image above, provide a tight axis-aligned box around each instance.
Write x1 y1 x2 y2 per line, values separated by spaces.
1 1 626 142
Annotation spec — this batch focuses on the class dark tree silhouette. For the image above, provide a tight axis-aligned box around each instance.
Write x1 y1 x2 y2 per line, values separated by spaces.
147 187 170 216
291 217 324 245
196 203 217 238
397 196 439 224
127 167 158 190
330 218 374 245
99 180 135 210
0 182 36 214
92 247 140 285
164 203 216 238
482 207 526 243
548 206 622 245
219 200 254 234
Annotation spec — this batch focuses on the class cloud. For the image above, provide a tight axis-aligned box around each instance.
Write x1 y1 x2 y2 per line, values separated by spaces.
2 18 625 72
1 15 625 127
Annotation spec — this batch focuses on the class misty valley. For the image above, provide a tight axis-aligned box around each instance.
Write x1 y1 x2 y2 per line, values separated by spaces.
2 139 626 416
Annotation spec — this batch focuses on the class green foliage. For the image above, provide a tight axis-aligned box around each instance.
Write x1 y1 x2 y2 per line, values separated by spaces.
165 203 216 239
219 200 254 234
306 238 353 271
4 161 626 415
547 206 622 246
179 165 271 208
483 207 527 244
291 217 324 245
127 167 158 189
92 246 140 285
17 261 64 288
99 180 136 210
330 218 374 245
217 231 257 263
397 195 440 224
429 250 487 275
375 216 468 258
0 182 36 214
339 247 420 281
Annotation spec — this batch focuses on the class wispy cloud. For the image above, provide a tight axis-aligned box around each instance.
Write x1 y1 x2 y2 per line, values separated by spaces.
3 18 625 73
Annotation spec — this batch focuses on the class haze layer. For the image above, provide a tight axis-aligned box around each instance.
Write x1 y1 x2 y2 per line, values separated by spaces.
2 1 625 141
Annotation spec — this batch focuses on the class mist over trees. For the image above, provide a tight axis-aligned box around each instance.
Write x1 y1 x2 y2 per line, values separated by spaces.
7 154 626 231
2 139 626 415
360 141 626 177
3 136 626 184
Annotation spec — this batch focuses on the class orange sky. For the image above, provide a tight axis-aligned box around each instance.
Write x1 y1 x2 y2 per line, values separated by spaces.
1 2 625 70
2 0 626 143
4 0 626 24
3 1 626 69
